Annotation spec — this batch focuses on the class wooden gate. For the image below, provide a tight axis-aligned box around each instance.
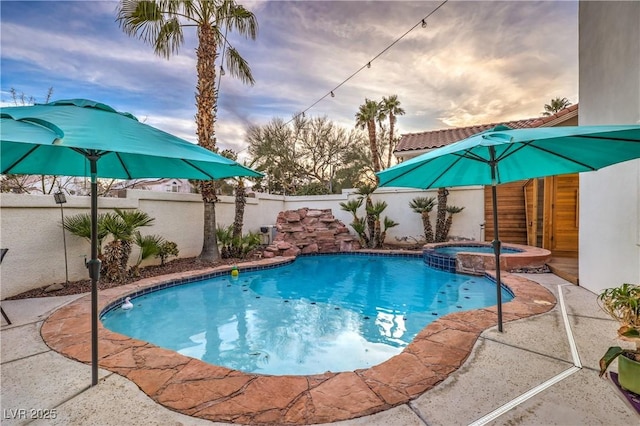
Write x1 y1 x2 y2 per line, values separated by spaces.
523 174 579 257
484 181 528 245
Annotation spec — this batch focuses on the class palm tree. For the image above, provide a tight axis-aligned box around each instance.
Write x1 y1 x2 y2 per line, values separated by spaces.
130 232 165 276
102 209 155 282
379 95 405 169
356 183 377 242
442 206 465 241
219 149 246 246
542 97 572 116
366 200 396 248
339 199 368 247
117 0 258 262
380 217 399 247
355 99 382 173
409 196 436 243
63 212 110 256
435 188 449 242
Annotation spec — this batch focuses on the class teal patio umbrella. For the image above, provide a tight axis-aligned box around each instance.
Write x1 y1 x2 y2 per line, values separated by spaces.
1 99 262 385
377 124 640 331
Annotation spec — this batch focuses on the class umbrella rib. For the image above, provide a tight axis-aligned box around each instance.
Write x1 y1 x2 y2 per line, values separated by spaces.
380 157 439 186
457 150 490 164
579 134 640 143
114 153 133 180
523 142 598 171
2 145 41 174
424 151 469 188
182 159 217 180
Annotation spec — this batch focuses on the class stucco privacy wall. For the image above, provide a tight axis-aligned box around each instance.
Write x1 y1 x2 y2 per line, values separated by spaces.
0 187 483 297
578 1 640 294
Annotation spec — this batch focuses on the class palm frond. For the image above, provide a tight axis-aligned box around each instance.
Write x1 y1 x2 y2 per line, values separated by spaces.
383 217 399 230
366 200 388 216
409 196 436 212
225 47 255 85
114 208 155 231
134 232 164 263
339 199 362 215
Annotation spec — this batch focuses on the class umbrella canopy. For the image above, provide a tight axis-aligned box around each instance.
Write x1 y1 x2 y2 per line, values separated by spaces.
1 99 260 180
378 125 640 189
1 99 262 386
0 114 64 145
377 124 640 332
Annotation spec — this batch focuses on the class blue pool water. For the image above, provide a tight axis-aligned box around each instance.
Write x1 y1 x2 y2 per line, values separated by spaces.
434 245 522 256
101 254 512 376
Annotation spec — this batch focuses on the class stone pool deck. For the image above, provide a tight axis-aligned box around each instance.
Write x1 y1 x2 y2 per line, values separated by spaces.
1 259 638 425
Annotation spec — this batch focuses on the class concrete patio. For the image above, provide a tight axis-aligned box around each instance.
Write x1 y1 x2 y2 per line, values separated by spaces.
1 272 638 425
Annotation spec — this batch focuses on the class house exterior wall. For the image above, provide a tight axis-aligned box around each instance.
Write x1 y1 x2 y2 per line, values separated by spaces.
579 1 640 293
0 186 484 298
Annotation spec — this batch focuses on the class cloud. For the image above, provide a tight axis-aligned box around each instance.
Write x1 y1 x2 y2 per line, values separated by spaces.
1 0 579 154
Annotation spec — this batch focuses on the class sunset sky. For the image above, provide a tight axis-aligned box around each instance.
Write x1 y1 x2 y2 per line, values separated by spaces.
1 0 579 157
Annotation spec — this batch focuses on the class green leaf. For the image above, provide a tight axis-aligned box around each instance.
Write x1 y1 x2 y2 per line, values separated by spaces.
620 328 640 338
599 346 624 377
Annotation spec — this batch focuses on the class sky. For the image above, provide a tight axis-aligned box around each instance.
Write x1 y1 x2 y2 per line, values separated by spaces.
0 0 579 159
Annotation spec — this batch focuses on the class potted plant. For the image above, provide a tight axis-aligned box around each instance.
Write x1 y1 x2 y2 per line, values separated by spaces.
598 283 640 395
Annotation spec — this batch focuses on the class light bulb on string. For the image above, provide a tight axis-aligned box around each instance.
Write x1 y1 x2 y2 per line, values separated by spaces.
281 0 449 127
220 66 226 76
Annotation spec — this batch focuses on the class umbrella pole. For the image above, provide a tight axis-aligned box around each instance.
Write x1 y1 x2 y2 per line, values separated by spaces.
491 183 504 332
87 154 101 386
489 147 503 332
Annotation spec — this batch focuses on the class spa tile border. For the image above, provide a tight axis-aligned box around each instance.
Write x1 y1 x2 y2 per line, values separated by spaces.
41 254 556 425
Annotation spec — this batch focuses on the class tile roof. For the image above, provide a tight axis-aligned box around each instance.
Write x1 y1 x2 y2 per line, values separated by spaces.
395 104 578 153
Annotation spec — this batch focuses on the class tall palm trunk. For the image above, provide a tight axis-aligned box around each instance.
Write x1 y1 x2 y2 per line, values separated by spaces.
232 179 246 241
367 120 381 173
435 188 448 242
422 211 434 243
196 23 220 262
387 113 395 169
365 195 376 247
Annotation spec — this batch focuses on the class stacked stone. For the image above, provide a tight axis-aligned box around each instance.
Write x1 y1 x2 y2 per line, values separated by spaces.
262 208 360 258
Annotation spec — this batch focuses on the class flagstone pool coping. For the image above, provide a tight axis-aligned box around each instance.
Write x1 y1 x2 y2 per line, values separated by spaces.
40 251 556 425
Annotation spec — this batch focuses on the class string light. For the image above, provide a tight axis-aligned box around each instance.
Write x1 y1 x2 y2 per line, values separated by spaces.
220 66 226 76
284 0 449 125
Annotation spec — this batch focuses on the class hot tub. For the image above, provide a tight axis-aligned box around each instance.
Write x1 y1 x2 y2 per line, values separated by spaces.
423 242 551 275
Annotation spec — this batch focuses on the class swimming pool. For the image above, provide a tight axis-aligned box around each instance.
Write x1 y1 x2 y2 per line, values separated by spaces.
101 254 513 375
